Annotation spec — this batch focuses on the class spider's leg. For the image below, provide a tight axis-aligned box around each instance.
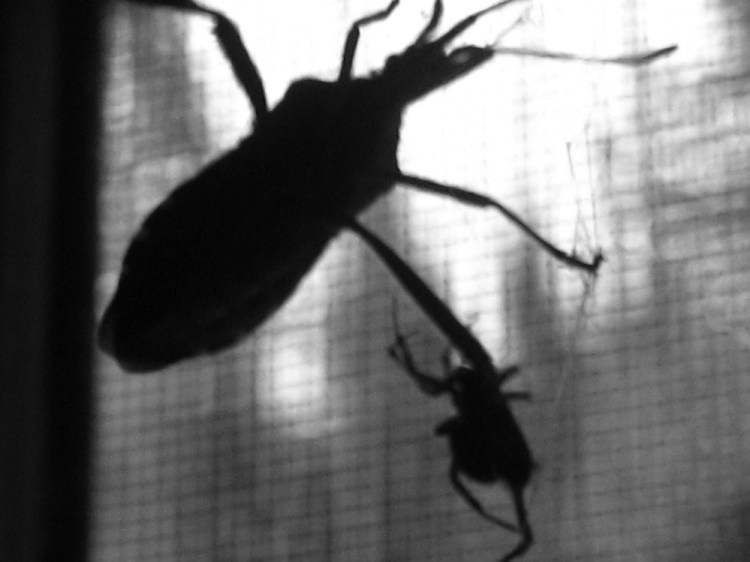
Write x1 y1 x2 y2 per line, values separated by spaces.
496 364 521 386
449 462 519 532
388 302 451 396
499 486 533 562
339 0 400 82
129 0 268 119
389 172 604 274
388 325 448 397
344 218 497 377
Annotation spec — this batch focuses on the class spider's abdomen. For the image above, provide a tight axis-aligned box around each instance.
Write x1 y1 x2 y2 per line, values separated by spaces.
440 403 534 490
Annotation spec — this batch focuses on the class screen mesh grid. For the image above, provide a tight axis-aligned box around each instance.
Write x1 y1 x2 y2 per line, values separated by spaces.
92 1 750 560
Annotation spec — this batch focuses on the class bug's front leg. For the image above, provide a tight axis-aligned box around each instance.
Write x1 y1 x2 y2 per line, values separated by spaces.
127 0 268 119
339 0 400 82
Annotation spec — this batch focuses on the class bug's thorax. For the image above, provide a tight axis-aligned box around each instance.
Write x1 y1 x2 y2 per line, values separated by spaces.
254 77 407 219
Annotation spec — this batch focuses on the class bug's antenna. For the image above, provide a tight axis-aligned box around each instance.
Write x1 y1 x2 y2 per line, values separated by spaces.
433 0 527 48
339 0 400 82
490 45 678 66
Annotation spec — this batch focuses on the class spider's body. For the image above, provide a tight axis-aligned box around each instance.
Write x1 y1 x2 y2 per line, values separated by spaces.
435 366 534 562
387 334 534 561
437 366 533 489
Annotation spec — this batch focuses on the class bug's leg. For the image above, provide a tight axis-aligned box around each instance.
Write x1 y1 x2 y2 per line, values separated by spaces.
339 0 400 82
206 7 268 119
413 0 443 46
344 218 498 376
388 172 604 274
499 486 533 562
129 0 268 119
448 462 519 533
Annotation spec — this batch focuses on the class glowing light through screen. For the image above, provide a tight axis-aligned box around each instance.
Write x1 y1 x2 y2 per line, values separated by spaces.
94 1 750 560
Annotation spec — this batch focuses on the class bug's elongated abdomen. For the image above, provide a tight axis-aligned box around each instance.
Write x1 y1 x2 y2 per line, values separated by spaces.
99 145 336 372
100 78 405 372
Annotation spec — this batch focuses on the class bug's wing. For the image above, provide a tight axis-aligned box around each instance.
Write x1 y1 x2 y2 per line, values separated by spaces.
99 143 338 373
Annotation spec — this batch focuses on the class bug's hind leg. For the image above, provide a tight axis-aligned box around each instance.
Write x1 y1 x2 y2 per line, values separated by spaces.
339 0 400 82
389 171 604 274
129 0 268 120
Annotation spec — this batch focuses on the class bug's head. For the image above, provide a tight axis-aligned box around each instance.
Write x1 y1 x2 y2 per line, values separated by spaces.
381 44 492 104
378 0 522 104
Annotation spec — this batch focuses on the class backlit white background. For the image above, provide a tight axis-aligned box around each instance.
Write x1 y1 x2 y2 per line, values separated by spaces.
93 1 750 560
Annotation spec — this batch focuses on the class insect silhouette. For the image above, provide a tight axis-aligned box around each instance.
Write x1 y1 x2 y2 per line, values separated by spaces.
347 218 533 561
99 0 675 372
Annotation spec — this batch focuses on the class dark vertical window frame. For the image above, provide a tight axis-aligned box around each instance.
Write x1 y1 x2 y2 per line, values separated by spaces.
0 1 102 560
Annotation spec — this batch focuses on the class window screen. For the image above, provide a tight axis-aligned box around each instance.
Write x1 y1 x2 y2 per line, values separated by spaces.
92 1 750 560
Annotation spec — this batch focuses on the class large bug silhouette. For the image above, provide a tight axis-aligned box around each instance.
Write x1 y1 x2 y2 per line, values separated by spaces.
99 0 674 372
349 218 533 561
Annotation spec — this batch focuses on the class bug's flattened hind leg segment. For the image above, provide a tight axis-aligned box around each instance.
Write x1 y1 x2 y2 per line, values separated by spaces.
448 463 519 533
127 0 268 119
339 0 400 82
